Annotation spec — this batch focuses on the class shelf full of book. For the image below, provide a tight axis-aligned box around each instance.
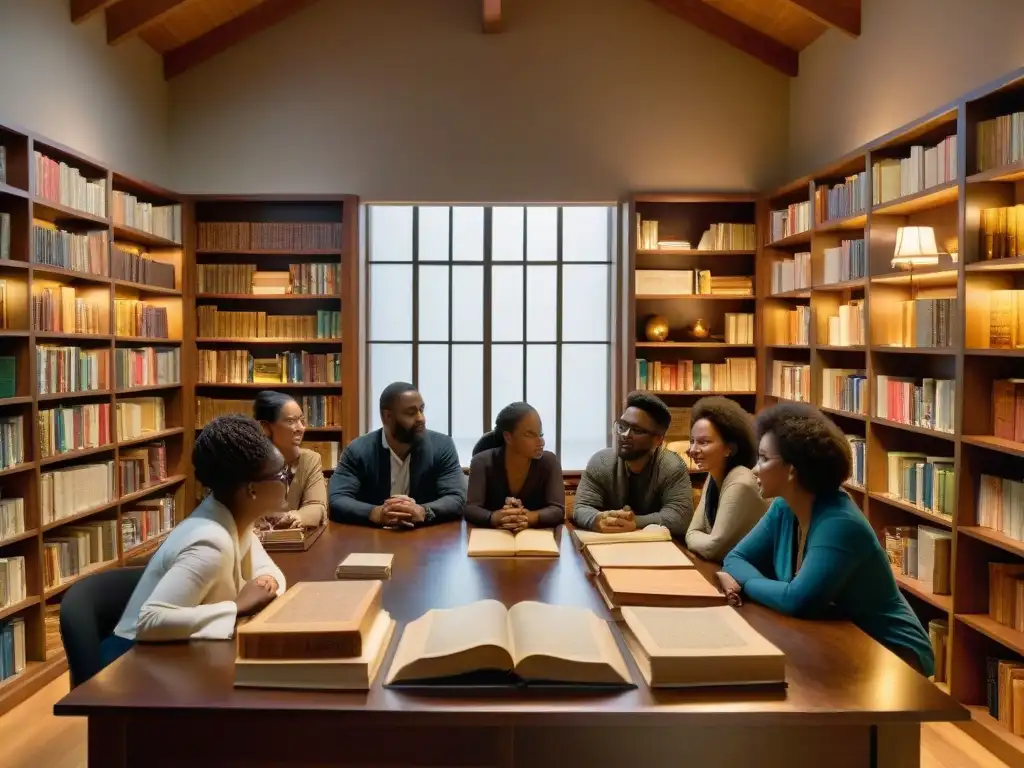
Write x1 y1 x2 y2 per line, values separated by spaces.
0 121 190 715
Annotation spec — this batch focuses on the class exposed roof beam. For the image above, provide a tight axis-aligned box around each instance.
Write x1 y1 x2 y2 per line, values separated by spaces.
70 0 121 25
483 0 502 33
164 0 322 79
783 0 860 37
646 0 798 77
106 0 189 45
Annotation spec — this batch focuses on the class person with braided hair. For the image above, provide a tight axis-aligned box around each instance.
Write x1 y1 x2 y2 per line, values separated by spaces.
463 402 564 530
103 414 288 667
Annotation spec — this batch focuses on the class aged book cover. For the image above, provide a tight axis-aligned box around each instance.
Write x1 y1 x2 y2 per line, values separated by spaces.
336 552 394 580
583 541 694 574
621 605 786 688
467 528 559 557
384 599 632 688
235 609 396 691
236 580 382 660
571 524 672 549
257 522 326 552
599 568 726 608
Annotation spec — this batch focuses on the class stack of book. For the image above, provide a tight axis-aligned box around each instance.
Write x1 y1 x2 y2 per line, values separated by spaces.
336 553 394 580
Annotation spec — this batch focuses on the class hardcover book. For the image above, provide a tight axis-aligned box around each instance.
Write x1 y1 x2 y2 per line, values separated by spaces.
467 528 559 557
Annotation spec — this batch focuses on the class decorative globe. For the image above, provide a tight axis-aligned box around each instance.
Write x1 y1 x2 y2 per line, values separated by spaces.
688 318 710 340
644 315 670 342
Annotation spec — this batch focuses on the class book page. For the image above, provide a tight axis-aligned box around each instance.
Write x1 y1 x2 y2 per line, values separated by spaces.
513 528 559 556
507 601 630 685
623 605 783 659
467 528 517 556
573 525 671 547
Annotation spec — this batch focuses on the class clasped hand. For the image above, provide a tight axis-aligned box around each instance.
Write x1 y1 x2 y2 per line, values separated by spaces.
716 571 742 606
491 497 529 533
372 495 426 529
595 506 637 534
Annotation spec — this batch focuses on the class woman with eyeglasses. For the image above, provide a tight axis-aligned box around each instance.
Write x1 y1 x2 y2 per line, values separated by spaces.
253 390 327 530
464 402 564 531
720 403 934 676
104 415 288 666
684 397 767 562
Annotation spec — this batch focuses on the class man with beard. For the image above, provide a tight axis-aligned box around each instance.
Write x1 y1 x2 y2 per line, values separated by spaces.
328 382 467 527
571 391 692 538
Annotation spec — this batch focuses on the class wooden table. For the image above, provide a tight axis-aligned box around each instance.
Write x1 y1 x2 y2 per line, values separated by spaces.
55 522 966 768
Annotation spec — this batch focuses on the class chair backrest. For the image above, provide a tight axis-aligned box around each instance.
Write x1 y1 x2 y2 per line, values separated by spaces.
60 566 145 689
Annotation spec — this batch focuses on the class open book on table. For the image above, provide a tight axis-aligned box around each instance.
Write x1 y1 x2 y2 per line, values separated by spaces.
384 599 633 689
571 524 671 548
467 528 559 557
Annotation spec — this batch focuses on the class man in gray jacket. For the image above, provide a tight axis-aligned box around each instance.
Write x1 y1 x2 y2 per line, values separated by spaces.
572 391 692 538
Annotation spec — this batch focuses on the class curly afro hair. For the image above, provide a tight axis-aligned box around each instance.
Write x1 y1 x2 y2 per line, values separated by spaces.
755 402 851 495
194 414 279 500
624 390 672 433
691 396 757 471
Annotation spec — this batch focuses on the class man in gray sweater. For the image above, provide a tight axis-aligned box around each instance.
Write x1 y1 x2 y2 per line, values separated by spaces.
572 391 693 538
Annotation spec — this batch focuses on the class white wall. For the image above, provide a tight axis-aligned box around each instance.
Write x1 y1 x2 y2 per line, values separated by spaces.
0 0 170 184
168 0 790 201
789 0 1024 177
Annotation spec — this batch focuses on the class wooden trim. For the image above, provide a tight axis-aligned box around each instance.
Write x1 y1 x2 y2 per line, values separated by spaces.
645 0 799 77
482 0 502 33
163 0 323 79
70 0 119 24
106 0 190 45
782 0 861 37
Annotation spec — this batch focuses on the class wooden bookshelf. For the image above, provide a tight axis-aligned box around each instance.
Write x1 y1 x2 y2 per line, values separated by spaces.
190 195 360 482
0 121 191 716
756 66 1024 763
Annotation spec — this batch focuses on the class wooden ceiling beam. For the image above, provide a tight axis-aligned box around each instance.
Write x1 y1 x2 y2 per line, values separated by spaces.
163 0 322 80
106 0 190 45
482 0 502 33
783 0 861 37
70 0 121 25
646 0 798 77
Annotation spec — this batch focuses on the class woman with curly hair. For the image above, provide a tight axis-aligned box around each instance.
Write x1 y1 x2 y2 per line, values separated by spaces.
684 397 767 561
721 403 934 676
104 414 289 666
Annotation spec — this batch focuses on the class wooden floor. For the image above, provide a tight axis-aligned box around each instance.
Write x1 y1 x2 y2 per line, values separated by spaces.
0 672 1010 768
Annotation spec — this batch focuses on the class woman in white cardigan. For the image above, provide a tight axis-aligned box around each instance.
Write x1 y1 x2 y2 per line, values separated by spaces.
685 397 767 562
103 415 289 666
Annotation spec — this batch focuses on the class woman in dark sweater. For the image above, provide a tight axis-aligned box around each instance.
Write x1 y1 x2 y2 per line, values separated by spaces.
464 402 565 529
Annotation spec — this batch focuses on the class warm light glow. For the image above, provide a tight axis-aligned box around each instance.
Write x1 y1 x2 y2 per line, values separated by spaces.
892 226 941 268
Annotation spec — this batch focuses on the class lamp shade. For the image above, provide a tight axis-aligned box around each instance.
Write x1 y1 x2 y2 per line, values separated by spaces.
892 226 941 267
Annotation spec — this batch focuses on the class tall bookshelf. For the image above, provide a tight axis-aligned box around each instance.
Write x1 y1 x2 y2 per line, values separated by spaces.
759 66 1024 766
190 196 360 483
622 193 759 478
0 122 189 715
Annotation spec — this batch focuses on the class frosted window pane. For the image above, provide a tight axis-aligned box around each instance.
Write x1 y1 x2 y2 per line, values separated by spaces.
491 266 524 342
560 344 609 471
562 264 609 342
527 207 558 262
418 265 449 341
369 206 413 262
452 207 484 262
370 264 412 341
563 206 612 262
417 345 450 434
451 345 484 466
452 266 484 342
491 345 524 424
526 266 557 342
418 206 450 262
492 206 524 262
526 345 557 458
369 344 413 430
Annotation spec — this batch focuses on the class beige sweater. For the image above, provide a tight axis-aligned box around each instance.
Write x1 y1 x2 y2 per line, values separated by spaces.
685 465 767 562
287 448 328 527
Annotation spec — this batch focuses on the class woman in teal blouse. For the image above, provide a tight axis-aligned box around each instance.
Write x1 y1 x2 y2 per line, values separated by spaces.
720 403 935 676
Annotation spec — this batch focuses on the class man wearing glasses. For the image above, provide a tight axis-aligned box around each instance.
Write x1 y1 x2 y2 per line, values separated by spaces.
571 391 692 538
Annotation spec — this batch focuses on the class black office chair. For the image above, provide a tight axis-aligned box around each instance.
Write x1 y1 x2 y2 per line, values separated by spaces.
59 567 145 689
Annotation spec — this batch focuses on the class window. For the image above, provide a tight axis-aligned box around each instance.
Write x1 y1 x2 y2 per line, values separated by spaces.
365 204 615 469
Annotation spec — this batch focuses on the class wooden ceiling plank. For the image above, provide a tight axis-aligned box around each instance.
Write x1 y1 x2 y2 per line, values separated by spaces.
646 0 798 76
163 0 322 80
783 0 861 37
70 0 122 24
106 0 191 45
482 0 502 33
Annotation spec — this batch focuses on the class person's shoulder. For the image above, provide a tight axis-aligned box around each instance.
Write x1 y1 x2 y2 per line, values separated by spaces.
469 447 500 470
344 430 380 455
812 491 874 540
426 429 458 450
176 503 235 552
655 447 689 480
298 447 324 470
723 465 760 493
538 450 562 470
583 447 617 473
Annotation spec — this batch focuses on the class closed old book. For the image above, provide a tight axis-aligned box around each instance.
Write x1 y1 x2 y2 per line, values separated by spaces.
571 524 671 549
467 528 558 557
598 568 726 609
583 540 693 574
236 580 382 660
336 552 394 580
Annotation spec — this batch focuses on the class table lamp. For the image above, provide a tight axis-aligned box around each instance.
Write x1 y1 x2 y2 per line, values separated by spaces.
891 226 941 269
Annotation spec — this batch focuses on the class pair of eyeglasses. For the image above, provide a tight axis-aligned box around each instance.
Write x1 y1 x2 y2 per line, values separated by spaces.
612 419 661 438
254 466 292 488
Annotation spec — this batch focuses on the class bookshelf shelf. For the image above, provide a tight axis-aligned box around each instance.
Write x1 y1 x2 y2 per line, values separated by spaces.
958 526 1024 558
0 182 28 200
867 492 953 528
958 614 1024 657
766 231 812 248
117 427 185 447
112 224 181 249
965 348 1024 357
41 501 119 533
196 382 342 389
36 389 111 402
118 474 187 505
819 405 867 422
967 159 1024 184
872 182 959 216
194 248 342 256
196 293 342 301
635 249 755 256
894 571 952 612
31 197 109 226
195 337 342 345
0 462 36 479
818 345 866 352
769 289 811 299
965 256 1024 272
112 279 181 296
123 530 171 561
42 559 118 600
0 597 40 624
871 416 956 441
38 444 115 467
869 345 955 356
815 213 868 233
813 277 867 291
635 294 754 301
0 529 39 547
115 384 181 395
634 342 754 349
30 264 110 285
961 435 1024 458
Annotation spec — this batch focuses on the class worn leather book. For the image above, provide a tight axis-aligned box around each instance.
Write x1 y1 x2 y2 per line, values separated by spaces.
467 528 559 557
336 552 394 580
598 568 727 608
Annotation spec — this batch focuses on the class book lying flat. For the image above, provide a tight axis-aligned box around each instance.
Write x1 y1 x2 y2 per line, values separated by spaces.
258 523 326 552
384 599 633 688
236 580 383 660
336 552 394 580
598 568 727 608
583 540 694 574
620 605 786 688
467 528 559 557
234 609 396 691
572 524 671 548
